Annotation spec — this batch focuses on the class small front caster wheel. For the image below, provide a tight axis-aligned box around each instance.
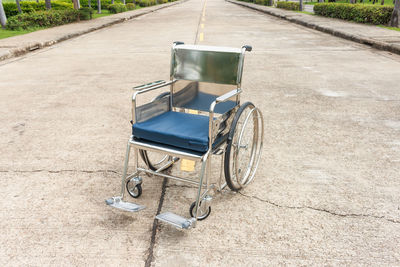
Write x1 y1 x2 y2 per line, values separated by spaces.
189 201 211 221
126 179 142 198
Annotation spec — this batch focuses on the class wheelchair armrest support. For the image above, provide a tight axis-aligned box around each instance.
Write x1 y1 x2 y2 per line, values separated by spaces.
208 89 242 151
215 88 242 104
131 80 177 124
133 80 166 91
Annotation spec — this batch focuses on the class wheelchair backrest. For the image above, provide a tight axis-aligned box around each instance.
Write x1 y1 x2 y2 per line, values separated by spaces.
170 44 245 85
170 44 246 113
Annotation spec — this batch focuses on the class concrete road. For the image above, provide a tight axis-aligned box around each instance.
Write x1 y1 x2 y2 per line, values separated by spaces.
1 0 400 265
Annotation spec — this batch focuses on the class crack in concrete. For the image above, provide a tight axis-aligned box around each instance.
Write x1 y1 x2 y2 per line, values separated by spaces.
0 169 119 174
238 192 400 224
144 177 168 267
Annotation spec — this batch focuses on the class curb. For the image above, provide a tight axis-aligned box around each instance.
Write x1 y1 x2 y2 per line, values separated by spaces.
0 0 185 62
226 0 400 56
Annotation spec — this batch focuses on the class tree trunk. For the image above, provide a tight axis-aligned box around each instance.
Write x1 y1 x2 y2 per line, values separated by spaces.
390 0 400 27
88 0 91 8
381 0 384 5
45 0 51 10
73 0 79 9
123 0 125 4
97 0 101 13
0 0 7 29
111 0 114 4
299 0 303 11
16 0 22 13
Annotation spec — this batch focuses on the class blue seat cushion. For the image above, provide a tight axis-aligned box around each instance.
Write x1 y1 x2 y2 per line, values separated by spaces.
179 91 236 114
132 111 210 153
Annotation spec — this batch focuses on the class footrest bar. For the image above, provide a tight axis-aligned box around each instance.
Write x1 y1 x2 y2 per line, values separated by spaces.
105 197 145 212
156 212 196 229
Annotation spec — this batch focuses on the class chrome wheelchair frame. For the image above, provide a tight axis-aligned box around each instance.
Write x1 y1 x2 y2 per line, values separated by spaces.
106 42 264 229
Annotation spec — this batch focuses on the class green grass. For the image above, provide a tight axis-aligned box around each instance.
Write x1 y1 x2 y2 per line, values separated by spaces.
92 9 111 18
295 10 314 14
378 25 400 31
0 28 37 39
0 5 145 40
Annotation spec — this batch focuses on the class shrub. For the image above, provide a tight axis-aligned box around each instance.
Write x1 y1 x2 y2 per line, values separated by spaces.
126 3 136 10
255 0 273 6
276 1 300 11
6 9 80 30
314 3 393 25
108 3 128 13
137 0 157 7
3 1 74 18
79 7 94 20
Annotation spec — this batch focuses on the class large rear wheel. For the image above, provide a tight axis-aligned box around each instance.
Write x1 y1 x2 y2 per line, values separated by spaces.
224 102 263 191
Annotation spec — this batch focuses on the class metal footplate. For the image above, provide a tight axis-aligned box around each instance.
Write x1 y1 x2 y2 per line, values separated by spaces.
156 212 196 229
105 197 145 212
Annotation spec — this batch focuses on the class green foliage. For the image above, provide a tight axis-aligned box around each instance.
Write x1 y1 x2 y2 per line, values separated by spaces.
126 3 136 10
108 3 127 13
78 0 135 9
6 9 80 30
314 3 393 25
137 0 157 7
254 0 273 6
3 1 74 18
79 7 94 20
276 1 300 10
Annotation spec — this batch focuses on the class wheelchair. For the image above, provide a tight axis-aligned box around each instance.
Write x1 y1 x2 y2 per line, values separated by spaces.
106 42 264 229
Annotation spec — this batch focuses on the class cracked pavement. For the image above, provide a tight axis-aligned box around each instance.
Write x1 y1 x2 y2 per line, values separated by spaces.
1 0 400 265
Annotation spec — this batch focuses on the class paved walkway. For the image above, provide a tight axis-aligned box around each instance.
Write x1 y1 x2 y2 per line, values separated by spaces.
0 1 184 61
1 0 400 265
229 0 400 55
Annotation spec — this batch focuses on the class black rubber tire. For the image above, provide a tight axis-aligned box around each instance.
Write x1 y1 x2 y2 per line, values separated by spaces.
126 182 142 198
138 92 178 171
189 201 211 221
224 102 255 191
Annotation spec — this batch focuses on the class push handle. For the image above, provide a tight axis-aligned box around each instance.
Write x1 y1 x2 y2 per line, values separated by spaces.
173 41 185 46
242 45 252 52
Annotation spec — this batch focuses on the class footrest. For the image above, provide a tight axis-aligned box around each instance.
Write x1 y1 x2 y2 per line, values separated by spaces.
156 212 196 229
105 197 145 212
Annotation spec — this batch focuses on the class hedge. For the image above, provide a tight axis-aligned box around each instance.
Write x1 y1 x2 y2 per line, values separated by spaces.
6 9 80 30
314 3 393 25
77 0 134 10
126 3 136 10
79 7 94 20
3 1 74 18
255 0 273 6
108 3 127 13
276 1 300 11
